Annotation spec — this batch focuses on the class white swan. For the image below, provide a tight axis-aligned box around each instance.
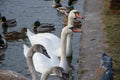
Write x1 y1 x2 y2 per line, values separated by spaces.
23 43 69 80
0 67 68 80
26 10 83 57
23 44 60 74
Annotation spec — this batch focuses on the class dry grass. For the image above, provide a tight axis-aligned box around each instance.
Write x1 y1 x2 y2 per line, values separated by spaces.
103 0 120 80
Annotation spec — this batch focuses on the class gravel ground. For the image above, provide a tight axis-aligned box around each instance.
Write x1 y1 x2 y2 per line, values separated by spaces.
77 0 107 80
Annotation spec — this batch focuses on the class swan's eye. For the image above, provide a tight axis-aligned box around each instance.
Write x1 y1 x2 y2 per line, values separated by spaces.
74 12 79 15
69 27 74 30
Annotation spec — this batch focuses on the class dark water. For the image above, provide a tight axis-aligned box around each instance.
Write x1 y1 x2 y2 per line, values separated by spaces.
0 0 84 80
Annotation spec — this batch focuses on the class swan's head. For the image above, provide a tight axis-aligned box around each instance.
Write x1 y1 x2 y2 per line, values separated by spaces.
68 9 83 19
23 44 50 59
32 44 51 59
51 67 69 80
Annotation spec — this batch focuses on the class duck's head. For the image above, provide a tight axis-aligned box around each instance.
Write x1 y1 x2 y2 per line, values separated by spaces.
69 9 84 19
55 0 61 3
1 16 7 22
69 5 74 11
33 21 41 27
21 27 27 33
68 0 78 6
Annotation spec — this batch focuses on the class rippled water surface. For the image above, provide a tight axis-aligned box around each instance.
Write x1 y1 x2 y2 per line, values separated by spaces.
0 0 84 80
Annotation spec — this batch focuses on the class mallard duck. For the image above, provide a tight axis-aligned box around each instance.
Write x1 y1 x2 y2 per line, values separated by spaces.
57 5 74 15
33 21 55 33
1 16 17 27
0 34 7 49
52 0 62 8
56 0 77 15
3 27 27 40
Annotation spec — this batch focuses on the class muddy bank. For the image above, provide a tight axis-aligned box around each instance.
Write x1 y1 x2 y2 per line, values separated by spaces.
77 0 107 80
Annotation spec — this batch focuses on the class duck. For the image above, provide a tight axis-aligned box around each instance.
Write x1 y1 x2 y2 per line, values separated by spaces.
33 21 55 34
0 67 68 80
26 10 83 58
3 27 27 40
57 5 74 16
0 70 29 80
0 34 7 49
23 44 69 80
56 0 77 15
1 16 17 27
52 0 62 8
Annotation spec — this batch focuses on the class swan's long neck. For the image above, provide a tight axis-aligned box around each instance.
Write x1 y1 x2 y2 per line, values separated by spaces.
59 28 69 72
40 68 52 80
26 48 37 80
66 13 74 56
66 33 73 56
67 15 74 27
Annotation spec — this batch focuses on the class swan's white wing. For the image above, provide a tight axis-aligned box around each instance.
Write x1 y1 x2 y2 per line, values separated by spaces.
27 29 60 49
30 35 61 57
29 33 60 49
33 52 60 73
27 29 61 56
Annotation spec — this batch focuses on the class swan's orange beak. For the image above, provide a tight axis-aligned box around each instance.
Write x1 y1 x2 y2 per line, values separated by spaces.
73 28 82 33
75 13 84 19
